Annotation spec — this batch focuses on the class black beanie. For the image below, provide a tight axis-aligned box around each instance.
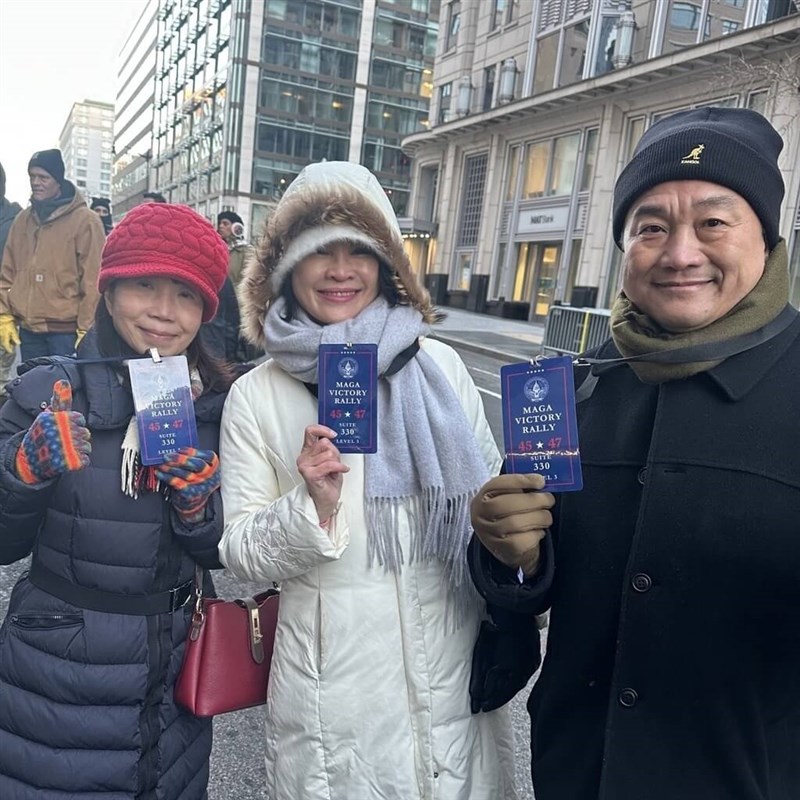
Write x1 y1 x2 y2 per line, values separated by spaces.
90 196 111 212
217 210 243 225
28 149 66 185
613 107 784 249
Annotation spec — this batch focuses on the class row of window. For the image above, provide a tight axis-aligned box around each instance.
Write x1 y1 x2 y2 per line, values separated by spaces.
435 0 796 123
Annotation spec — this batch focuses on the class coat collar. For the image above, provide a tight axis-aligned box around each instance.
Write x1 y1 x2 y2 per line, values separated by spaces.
592 311 800 402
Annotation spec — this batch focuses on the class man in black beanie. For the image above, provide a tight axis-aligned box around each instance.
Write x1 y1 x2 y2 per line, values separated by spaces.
90 196 113 236
469 108 800 799
0 148 104 360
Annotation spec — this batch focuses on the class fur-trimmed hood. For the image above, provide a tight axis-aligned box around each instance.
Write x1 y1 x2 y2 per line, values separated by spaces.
240 161 437 349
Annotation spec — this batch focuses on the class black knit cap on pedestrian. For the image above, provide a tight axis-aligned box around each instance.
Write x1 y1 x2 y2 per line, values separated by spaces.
217 210 243 225
612 107 784 250
28 148 66 185
90 196 111 212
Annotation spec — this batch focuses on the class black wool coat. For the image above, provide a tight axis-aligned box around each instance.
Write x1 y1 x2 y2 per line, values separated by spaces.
0 336 226 799
470 313 800 800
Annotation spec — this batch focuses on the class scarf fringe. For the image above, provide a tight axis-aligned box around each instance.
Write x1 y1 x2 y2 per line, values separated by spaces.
365 488 480 628
120 416 161 499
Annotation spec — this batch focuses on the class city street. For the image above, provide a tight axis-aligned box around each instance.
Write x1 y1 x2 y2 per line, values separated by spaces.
0 340 539 800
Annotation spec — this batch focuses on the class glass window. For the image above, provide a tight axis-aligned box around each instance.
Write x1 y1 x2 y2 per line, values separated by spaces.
549 133 580 196
522 141 550 199
483 65 496 111
559 21 589 86
457 153 488 248
438 82 452 124
505 145 521 202
533 32 559 94
579 128 599 192
747 90 768 115
512 242 535 302
492 0 506 29
670 1 701 29
445 1 460 51
456 252 472 290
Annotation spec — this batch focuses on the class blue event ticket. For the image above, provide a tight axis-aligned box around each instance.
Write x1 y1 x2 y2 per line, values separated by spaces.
500 356 583 491
127 355 199 465
318 344 378 454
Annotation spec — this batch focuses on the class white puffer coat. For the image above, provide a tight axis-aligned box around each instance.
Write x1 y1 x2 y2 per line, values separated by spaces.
219 338 517 800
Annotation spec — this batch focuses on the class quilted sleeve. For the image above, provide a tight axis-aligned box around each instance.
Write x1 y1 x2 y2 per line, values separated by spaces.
219 379 349 582
0 398 59 565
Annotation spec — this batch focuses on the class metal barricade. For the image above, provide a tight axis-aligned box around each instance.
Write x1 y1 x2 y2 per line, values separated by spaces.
541 305 611 356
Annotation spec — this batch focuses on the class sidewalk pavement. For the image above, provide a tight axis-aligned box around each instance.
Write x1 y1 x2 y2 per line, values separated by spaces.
431 306 545 362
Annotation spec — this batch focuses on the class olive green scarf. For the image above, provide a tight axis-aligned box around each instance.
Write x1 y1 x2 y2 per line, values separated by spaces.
609 241 789 384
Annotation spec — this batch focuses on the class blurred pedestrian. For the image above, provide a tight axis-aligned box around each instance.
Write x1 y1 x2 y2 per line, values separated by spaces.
0 162 22 401
214 209 260 361
90 196 113 235
216 210 253 289
470 107 800 800
219 161 518 799
0 202 237 798
0 149 104 361
142 191 167 204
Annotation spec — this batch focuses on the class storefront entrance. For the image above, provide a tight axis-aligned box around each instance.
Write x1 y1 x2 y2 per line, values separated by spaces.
512 242 562 322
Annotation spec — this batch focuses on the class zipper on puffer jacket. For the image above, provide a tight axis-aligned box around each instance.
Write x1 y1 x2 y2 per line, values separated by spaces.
10 613 83 629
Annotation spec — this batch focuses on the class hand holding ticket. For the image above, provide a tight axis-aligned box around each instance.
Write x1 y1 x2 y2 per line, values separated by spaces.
470 473 555 576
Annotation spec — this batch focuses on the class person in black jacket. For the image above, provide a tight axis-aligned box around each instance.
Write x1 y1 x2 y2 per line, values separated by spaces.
469 107 800 800
0 202 237 798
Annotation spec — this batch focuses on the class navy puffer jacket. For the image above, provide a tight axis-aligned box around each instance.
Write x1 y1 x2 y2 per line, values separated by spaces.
0 334 225 799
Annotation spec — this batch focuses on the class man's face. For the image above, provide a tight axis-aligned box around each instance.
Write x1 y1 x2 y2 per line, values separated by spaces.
217 219 233 241
29 167 61 201
93 206 110 218
621 180 768 332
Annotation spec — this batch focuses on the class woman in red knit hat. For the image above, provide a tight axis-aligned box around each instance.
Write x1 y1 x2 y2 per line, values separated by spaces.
0 203 240 799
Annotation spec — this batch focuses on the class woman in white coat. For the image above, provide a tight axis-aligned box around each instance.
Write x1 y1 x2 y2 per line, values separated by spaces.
219 161 517 800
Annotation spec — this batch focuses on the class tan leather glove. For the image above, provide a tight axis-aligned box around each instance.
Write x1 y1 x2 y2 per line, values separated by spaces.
0 314 20 353
470 473 556 577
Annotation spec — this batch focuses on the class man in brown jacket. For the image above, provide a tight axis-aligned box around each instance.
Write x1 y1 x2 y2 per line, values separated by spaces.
0 149 104 360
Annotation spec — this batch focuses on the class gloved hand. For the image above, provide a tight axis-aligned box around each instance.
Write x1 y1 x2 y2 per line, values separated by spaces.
470 613 542 713
75 329 87 348
0 314 20 353
470 473 555 576
15 379 92 484
156 448 220 523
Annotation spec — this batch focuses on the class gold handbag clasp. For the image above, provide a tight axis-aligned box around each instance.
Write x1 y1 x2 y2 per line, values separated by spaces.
241 597 265 664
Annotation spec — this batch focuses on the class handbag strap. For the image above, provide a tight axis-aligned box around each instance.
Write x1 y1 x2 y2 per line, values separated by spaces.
191 564 267 664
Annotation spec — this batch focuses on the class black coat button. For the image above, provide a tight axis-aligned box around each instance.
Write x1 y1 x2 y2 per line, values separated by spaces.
632 573 652 593
637 467 647 484
619 688 638 707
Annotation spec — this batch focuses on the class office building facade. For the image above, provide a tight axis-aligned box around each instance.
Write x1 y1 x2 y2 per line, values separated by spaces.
58 100 115 202
147 0 439 238
113 0 159 215
402 1 800 321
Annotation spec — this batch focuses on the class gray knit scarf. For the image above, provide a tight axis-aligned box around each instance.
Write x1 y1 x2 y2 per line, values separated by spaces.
263 296 489 612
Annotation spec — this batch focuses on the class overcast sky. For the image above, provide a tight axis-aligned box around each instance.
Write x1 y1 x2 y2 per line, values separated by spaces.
0 0 147 204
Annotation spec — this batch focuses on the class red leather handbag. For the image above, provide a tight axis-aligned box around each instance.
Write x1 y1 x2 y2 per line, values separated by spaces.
175 569 280 717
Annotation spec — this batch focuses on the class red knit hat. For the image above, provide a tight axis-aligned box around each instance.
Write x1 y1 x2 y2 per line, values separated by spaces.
98 203 228 322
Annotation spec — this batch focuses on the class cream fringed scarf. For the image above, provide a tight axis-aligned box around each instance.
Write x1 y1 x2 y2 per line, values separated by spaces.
120 368 204 498
610 241 790 383
263 297 490 621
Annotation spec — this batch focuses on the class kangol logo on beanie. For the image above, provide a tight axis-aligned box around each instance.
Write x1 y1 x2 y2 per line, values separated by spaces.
680 144 705 165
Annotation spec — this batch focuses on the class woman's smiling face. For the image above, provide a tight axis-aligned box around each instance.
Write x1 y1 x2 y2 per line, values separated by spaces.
290 241 381 325
104 276 204 355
